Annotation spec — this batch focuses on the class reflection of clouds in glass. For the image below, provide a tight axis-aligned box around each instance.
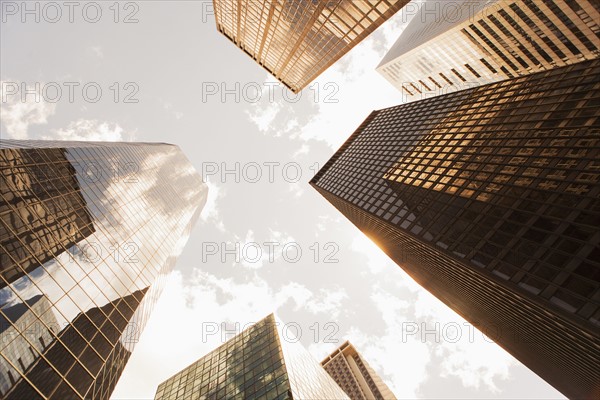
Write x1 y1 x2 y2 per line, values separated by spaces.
2 143 206 330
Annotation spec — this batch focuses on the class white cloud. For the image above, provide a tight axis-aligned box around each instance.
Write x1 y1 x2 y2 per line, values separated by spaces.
241 10 409 149
199 178 226 232
245 77 284 134
349 233 399 275
112 269 326 398
45 119 134 141
112 265 354 399
89 46 104 59
346 286 432 399
237 229 298 269
305 287 348 319
161 100 185 120
412 288 515 392
0 80 57 139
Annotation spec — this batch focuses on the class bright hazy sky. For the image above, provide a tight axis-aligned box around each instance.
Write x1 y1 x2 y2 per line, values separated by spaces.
0 1 564 399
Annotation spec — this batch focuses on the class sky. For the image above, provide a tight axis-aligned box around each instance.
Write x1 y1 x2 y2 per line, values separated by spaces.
0 1 565 399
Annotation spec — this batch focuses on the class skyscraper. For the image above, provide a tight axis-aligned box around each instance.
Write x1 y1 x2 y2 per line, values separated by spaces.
0 140 207 399
1 147 95 288
310 59 600 399
377 0 600 100
212 0 409 93
154 314 349 400
321 341 396 400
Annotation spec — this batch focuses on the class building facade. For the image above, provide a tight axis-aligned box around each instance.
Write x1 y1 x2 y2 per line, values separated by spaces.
311 60 600 399
377 0 600 100
1 148 95 288
321 341 396 400
155 314 349 400
212 0 409 93
0 140 207 399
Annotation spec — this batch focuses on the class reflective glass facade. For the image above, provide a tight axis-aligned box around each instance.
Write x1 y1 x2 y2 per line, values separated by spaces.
311 60 600 399
0 140 207 399
377 0 600 100
321 341 396 400
155 314 349 400
213 0 409 93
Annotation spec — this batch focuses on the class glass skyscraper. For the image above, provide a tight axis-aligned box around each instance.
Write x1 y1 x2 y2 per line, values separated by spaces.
0 140 207 399
212 0 409 93
321 341 396 400
377 0 600 100
311 59 600 399
155 314 349 400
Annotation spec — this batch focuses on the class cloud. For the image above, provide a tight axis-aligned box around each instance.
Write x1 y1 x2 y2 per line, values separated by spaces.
199 178 226 231
411 289 515 392
44 119 134 141
161 100 185 120
246 98 282 134
89 46 104 59
244 76 319 138
293 22 407 150
240 11 410 150
349 233 400 275
352 286 432 398
234 229 297 270
0 80 57 139
340 280 516 398
112 264 354 399
3 145 207 331
305 287 348 319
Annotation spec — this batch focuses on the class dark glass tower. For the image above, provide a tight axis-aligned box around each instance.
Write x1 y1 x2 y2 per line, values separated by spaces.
155 314 349 400
0 140 207 399
311 59 600 399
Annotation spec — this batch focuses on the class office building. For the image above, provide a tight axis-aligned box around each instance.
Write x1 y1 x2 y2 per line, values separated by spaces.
310 60 600 399
377 0 600 100
1 147 95 288
155 314 349 400
321 341 396 400
213 0 409 93
0 140 207 399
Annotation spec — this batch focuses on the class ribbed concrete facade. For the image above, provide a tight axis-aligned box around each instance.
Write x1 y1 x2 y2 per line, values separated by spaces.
377 0 600 100
321 341 396 400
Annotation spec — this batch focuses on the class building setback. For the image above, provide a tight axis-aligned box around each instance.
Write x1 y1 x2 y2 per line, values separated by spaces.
0 140 207 399
377 0 600 100
321 341 396 400
212 0 409 93
311 59 600 399
155 314 350 400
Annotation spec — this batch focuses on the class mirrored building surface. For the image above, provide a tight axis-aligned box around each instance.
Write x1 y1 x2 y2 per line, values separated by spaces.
311 60 600 399
321 341 396 400
0 140 207 399
212 0 409 93
377 0 600 100
155 314 349 400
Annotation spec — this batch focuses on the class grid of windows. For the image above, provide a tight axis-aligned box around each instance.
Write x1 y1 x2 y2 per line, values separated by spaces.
155 314 349 400
213 0 408 93
323 356 366 399
321 341 396 400
155 315 291 400
1 148 95 288
377 0 600 100
311 60 600 399
0 141 206 399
